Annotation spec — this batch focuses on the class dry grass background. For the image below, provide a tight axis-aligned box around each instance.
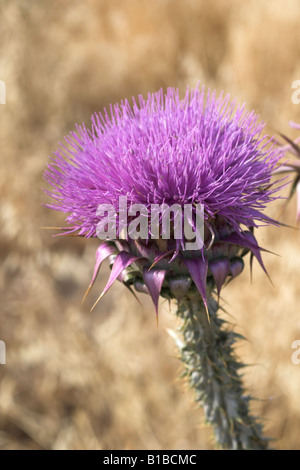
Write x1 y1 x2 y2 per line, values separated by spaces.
1 0 300 450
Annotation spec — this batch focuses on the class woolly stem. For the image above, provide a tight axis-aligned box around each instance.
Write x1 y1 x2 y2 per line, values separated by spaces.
175 291 269 450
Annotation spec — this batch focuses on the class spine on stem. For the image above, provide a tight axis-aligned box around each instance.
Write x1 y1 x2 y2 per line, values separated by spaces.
176 292 269 450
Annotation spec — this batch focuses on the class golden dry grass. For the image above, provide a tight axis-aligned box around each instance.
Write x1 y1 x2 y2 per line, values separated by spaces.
1 0 300 450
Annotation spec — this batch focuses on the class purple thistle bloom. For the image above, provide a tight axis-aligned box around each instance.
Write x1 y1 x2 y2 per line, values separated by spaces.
44 86 286 450
44 86 283 309
45 87 281 233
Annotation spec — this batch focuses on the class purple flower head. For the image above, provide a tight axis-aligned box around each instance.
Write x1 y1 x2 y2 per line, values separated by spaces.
44 86 283 311
45 87 281 236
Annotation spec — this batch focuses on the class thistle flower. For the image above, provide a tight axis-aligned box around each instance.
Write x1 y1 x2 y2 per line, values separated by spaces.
45 87 281 309
44 86 283 450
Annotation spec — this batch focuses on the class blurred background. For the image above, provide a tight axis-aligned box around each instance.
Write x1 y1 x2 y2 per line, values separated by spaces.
1 0 300 450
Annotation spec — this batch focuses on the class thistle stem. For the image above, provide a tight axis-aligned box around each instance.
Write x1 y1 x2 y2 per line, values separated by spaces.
176 292 269 450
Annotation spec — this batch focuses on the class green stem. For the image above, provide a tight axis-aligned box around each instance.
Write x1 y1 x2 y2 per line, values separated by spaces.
176 292 269 450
